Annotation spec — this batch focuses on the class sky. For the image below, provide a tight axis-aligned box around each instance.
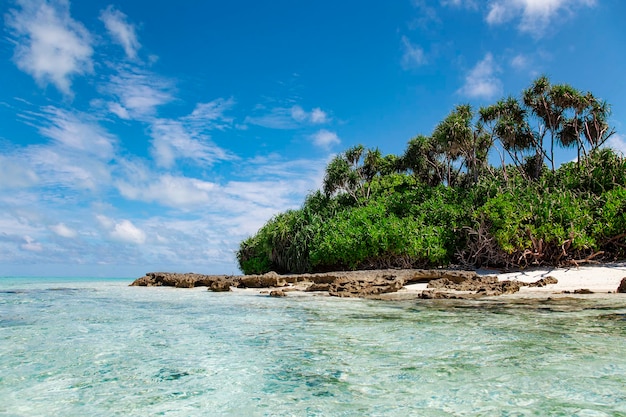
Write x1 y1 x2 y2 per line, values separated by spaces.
1 0 625 277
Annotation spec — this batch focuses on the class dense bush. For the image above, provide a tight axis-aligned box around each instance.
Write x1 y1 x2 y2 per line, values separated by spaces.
238 150 626 274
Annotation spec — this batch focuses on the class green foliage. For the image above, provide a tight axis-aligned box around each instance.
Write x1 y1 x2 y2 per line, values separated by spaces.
237 235 272 275
597 188 626 243
237 77 625 274
478 187 597 256
309 201 449 270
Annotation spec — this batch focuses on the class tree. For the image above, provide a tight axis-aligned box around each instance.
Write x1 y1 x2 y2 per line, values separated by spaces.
322 145 386 203
429 104 493 186
400 134 443 186
480 96 536 180
581 94 614 154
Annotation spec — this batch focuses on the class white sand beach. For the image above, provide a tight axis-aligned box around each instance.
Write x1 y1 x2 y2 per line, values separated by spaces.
494 262 626 294
400 262 626 298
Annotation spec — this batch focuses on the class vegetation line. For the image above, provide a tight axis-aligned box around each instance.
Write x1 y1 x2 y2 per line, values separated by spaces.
237 77 625 275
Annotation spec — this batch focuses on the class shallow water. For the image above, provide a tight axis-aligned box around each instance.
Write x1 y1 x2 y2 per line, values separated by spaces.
1 277 625 416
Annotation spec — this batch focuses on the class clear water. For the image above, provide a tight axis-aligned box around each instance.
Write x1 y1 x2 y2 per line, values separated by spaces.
1 277 626 416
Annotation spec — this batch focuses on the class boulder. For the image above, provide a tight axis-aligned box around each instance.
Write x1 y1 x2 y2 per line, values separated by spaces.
617 278 626 293
130 276 156 286
175 277 196 288
130 272 236 288
427 275 523 296
329 274 404 298
305 283 332 292
406 269 478 284
238 275 287 288
209 280 232 292
419 290 482 300
527 276 558 287
269 290 286 297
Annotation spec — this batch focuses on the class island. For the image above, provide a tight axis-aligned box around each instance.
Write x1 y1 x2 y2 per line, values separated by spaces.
133 77 626 301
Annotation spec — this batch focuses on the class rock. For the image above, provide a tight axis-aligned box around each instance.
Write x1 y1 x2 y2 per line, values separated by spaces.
527 276 558 287
175 278 196 288
130 276 156 286
426 275 523 297
426 278 456 289
419 290 442 299
239 275 286 288
574 288 593 294
209 280 232 292
500 280 524 294
329 274 404 298
617 278 626 293
406 269 478 284
309 274 341 284
419 290 482 300
130 272 237 288
269 290 286 297
305 283 332 292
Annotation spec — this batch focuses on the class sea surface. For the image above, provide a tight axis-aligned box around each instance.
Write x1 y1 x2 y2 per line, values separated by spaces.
1 277 625 416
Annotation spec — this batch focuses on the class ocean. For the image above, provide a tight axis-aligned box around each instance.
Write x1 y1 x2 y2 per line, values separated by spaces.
1 277 625 416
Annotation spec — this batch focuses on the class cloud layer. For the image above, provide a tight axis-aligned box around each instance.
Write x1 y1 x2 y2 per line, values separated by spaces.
2 0 336 275
486 0 596 36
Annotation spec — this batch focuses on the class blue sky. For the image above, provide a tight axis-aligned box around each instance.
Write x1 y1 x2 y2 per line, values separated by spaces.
1 0 625 277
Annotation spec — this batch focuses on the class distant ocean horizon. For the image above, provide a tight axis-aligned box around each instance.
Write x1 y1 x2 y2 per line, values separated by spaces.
2 276 625 416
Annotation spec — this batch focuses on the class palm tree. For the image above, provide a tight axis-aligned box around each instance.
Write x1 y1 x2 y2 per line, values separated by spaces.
401 134 443 186
432 104 485 186
322 145 386 203
582 94 614 153
480 97 536 180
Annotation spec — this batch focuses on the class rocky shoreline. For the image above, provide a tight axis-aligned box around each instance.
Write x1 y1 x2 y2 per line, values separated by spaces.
130 269 626 300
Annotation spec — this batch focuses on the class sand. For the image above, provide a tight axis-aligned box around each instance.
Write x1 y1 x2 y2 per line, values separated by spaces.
398 262 626 299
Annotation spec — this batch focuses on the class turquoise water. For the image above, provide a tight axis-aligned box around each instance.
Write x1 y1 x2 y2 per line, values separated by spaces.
1 277 626 416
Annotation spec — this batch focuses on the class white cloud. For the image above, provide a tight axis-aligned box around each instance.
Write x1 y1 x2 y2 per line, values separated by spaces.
104 68 174 119
291 105 308 123
96 214 114 229
97 215 146 245
510 53 529 70
486 0 596 36
149 119 233 168
606 134 626 155
6 0 93 95
50 222 77 238
99 5 140 60
0 155 38 188
37 106 117 159
486 2 512 25
184 98 236 130
108 102 130 120
409 0 440 29
148 97 235 168
311 129 340 149
21 235 43 252
116 174 216 208
458 53 502 99
2 106 116 192
245 105 330 129
223 180 304 210
401 36 426 70
310 108 328 124
441 0 478 7
27 146 112 191
111 219 146 244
